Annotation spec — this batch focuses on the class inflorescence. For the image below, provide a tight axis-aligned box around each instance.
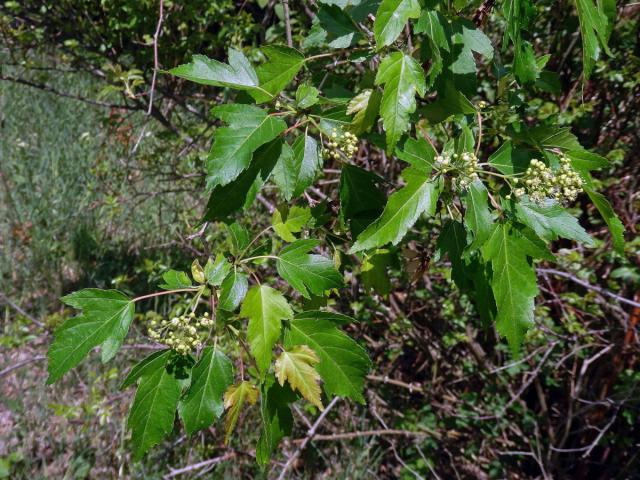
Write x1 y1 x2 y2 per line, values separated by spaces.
511 154 583 203
324 128 358 160
148 311 213 355
434 151 479 190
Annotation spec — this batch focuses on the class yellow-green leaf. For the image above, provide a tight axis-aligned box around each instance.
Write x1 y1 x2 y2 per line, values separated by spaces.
223 381 259 444
275 345 323 410
191 259 205 284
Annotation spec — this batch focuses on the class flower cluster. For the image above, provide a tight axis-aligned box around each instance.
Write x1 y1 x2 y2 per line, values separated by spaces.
434 151 479 190
324 129 358 160
148 311 213 355
555 154 584 202
512 155 583 203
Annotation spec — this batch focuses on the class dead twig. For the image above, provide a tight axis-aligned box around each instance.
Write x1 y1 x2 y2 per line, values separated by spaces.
294 428 428 442
538 268 640 309
282 0 293 48
0 355 46 378
276 396 339 480
148 0 165 115
0 292 45 328
164 452 236 478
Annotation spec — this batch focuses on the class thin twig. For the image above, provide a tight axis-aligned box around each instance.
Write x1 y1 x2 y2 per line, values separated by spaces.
294 429 428 442
282 0 293 48
538 268 640 308
367 374 424 394
0 74 134 110
148 0 165 115
0 355 46 378
0 292 45 327
277 397 340 480
164 452 236 478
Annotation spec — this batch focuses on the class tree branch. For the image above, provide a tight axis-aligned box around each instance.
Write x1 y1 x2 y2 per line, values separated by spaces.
148 0 165 115
538 268 640 309
276 396 339 480
0 74 136 110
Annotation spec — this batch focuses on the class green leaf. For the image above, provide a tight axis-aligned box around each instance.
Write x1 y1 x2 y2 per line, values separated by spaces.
256 378 295 466
565 149 609 172
415 10 450 85
48 289 134 383
241 286 293 375
276 239 343 298
218 271 249 312
226 223 251 255
361 249 393 295
375 52 426 154
454 19 494 61
272 205 312 242
294 309 356 326
120 349 172 390
502 0 539 84
204 254 232 287
575 0 613 79
585 187 625 254
448 19 494 83
415 10 449 51
207 105 287 188
159 270 193 290
482 224 554 356
437 220 471 290
317 4 363 48
437 222 496 326
223 381 259 444
348 89 382 135
169 49 259 91
251 46 305 103
296 84 320 109
396 137 436 174
128 352 181 459
340 164 386 238
272 133 322 200
350 170 441 252
513 40 540 84
275 345 324 409
179 347 234 435
421 81 476 124
374 0 421 49
285 311 370 402
463 180 494 250
203 139 283 221
514 125 583 151
488 141 533 176
515 199 594 245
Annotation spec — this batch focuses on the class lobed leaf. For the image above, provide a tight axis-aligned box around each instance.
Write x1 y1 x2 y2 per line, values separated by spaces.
48 289 134 383
375 52 426 154
127 351 182 459
285 311 370 403
179 347 234 435
207 105 287 188
350 169 441 252
275 345 324 409
223 381 259 444
276 239 343 298
241 286 293 375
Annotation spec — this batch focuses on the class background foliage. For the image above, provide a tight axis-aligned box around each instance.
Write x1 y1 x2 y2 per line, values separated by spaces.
1 0 639 478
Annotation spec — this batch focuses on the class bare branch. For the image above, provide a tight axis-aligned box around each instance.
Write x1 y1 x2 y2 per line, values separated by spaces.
277 396 340 480
538 268 640 309
148 0 165 115
0 74 135 110
282 0 293 48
